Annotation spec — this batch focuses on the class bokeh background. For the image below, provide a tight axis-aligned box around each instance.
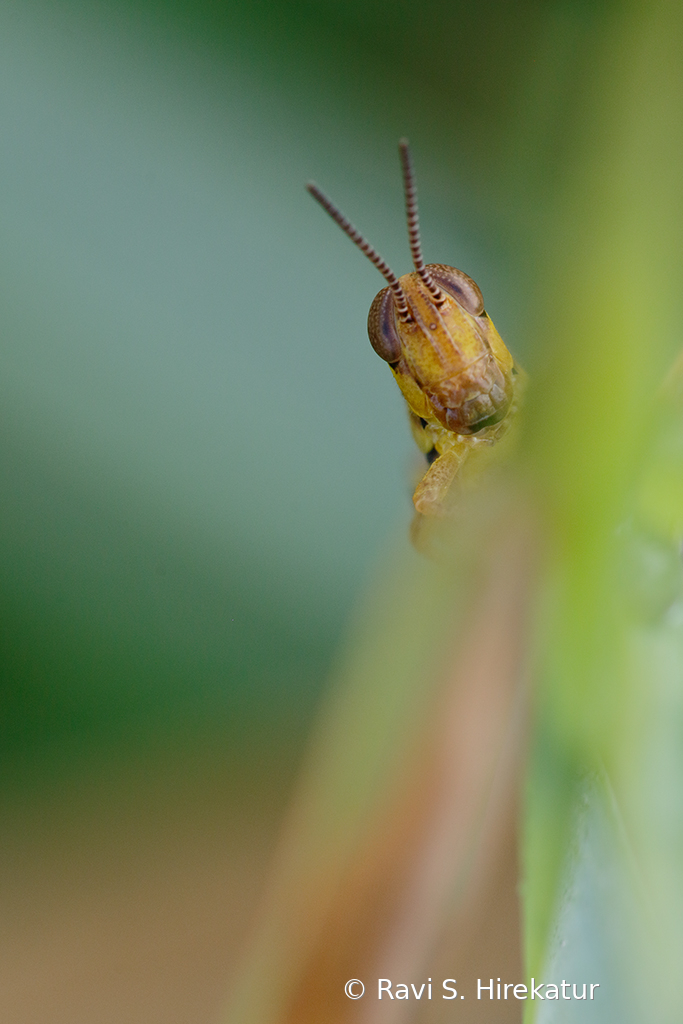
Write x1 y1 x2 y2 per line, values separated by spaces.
2 0 683 1022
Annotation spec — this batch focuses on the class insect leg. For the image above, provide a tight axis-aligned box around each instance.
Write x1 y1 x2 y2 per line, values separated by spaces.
412 446 468 516
408 410 436 454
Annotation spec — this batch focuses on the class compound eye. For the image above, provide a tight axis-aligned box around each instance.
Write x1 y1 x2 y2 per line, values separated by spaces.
426 264 485 317
367 287 402 364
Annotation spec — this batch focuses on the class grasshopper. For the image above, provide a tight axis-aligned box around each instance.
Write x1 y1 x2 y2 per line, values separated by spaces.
307 140 523 517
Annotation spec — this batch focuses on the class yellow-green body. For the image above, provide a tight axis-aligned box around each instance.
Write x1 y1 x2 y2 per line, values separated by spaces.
307 142 523 518
369 264 523 516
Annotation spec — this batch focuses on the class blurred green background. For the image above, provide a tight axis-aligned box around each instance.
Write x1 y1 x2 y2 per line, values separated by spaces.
2 0 682 1020
0 0 554 1017
0 0 558 797
0 0 582 779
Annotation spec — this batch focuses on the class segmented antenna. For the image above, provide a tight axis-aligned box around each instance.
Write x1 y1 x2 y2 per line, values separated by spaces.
306 181 411 321
398 139 445 306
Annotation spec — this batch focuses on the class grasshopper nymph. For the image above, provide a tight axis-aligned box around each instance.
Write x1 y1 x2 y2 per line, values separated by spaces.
307 140 522 517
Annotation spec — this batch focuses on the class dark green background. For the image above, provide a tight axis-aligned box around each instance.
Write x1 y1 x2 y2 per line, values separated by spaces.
8 2 682 1020
0 0 576 787
0 0 609 788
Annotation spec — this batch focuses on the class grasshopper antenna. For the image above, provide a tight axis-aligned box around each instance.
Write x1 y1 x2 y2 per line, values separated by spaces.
398 139 445 306
306 181 411 321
